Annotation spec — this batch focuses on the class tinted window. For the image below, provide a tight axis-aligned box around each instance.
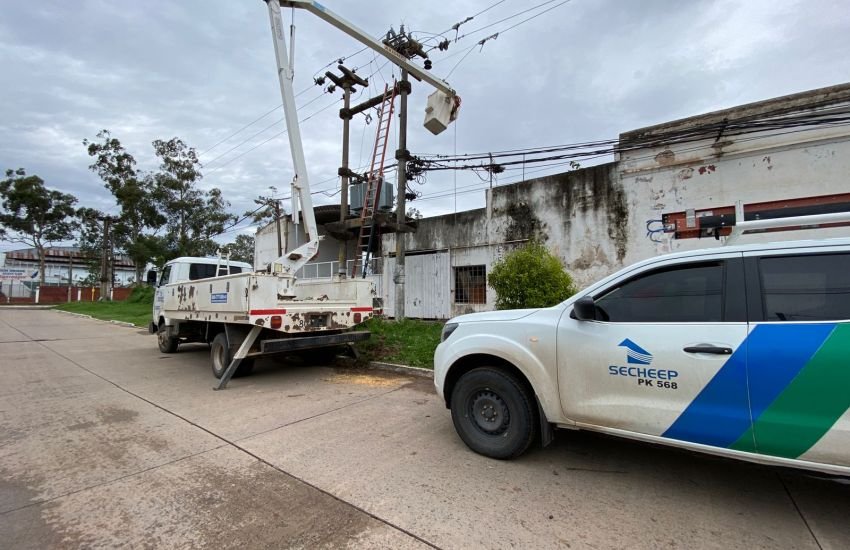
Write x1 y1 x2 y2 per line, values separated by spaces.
595 262 724 322
188 264 243 280
760 253 850 321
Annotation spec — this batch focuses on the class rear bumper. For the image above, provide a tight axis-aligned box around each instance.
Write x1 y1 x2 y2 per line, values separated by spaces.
260 330 370 354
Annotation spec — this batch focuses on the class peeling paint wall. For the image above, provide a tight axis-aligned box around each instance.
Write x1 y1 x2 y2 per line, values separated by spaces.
618 98 850 263
381 163 630 313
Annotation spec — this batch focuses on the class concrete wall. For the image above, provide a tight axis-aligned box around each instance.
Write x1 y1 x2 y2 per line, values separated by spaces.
382 163 630 314
617 86 850 264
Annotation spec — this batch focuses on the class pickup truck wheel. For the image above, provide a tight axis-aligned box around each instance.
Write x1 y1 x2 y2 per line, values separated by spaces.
157 323 179 353
450 367 538 459
210 333 254 379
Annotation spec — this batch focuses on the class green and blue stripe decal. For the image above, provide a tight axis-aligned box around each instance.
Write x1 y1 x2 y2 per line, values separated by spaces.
663 323 850 459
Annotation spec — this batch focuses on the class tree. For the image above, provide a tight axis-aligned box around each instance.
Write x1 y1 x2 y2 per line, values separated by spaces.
488 241 577 310
75 207 108 286
226 234 255 264
0 169 78 284
247 186 280 224
152 137 234 257
84 130 165 282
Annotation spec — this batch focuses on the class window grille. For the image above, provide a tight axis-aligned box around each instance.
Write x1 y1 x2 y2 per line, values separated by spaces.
455 265 486 304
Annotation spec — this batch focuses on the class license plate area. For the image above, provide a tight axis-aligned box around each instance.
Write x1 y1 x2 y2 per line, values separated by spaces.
307 313 330 328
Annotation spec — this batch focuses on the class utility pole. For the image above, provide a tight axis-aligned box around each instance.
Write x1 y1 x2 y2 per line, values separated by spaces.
324 65 368 277
273 200 283 257
394 69 410 320
99 216 113 301
67 253 72 303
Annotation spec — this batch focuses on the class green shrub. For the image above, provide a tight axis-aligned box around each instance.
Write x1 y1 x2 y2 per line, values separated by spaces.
127 285 155 304
488 241 577 309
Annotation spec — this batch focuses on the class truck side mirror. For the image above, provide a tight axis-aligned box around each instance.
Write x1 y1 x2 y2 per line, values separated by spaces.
572 296 597 321
146 270 157 286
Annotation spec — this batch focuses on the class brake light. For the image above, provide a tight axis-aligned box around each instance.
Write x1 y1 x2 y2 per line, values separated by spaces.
271 315 282 329
353 313 362 323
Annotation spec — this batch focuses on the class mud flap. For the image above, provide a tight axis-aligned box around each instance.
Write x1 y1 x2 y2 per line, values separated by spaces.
539 401 554 448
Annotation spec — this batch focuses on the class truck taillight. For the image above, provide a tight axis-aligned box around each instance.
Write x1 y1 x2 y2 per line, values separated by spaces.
271 316 282 329
353 313 361 323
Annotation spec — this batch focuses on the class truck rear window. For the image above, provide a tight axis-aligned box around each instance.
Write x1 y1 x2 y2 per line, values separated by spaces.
189 264 244 280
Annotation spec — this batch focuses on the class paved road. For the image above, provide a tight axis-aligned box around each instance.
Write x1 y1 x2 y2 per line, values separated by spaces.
1 309 848 549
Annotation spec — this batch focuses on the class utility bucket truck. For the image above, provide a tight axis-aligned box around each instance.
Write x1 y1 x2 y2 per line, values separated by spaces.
151 1 459 389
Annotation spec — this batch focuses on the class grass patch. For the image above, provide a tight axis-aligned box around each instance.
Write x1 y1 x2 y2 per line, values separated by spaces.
54 287 153 328
53 290 443 368
355 317 443 369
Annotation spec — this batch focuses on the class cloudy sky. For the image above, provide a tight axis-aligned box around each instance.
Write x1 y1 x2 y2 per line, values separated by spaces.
1 0 849 252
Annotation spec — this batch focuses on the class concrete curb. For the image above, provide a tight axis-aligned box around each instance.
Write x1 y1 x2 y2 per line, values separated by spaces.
368 361 433 379
54 309 139 329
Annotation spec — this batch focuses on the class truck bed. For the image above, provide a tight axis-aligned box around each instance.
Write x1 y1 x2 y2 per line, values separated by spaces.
158 272 375 333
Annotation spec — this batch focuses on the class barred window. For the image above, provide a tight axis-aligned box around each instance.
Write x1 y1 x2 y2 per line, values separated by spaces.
455 265 487 304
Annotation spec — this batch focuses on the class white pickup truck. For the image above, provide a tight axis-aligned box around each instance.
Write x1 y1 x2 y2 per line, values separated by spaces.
434 237 850 476
150 257 374 385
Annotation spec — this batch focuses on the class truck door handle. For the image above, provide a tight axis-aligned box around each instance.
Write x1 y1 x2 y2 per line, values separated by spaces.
683 345 733 355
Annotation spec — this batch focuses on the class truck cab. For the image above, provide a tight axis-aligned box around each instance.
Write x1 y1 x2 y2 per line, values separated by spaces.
149 257 253 335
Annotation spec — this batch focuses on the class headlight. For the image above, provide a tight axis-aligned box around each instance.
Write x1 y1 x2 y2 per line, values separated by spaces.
441 322 459 342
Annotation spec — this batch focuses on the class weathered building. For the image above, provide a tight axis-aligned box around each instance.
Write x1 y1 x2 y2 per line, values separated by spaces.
256 83 850 319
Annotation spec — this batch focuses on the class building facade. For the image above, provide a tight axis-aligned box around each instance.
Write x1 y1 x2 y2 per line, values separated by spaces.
256 83 850 319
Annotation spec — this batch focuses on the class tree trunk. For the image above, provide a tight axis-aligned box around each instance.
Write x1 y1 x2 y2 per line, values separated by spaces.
36 244 46 285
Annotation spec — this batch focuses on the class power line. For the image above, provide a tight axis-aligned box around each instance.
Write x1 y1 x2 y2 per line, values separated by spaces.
204 98 342 175
202 91 328 169
411 111 850 174
455 0 560 41
199 86 314 156
433 0 574 78
444 44 479 79
206 56 392 174
493 0 572 36
437 0 510 36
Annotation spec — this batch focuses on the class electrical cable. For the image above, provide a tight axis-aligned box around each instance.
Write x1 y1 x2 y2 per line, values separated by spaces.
202 91 328 169
199 86 314 156
455 0 559 41
204 98 342 174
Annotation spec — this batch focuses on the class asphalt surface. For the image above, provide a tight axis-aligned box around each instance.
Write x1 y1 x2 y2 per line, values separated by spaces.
1 308 848 549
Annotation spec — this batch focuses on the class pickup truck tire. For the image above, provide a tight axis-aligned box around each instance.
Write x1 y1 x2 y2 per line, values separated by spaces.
157 322 179 353
450 367 538 459
210 333 254 379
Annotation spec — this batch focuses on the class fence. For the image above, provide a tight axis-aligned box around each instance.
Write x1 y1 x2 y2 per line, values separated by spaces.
0 281 132 304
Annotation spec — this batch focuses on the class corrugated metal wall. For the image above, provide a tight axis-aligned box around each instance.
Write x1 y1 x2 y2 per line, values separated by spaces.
384 252 451 319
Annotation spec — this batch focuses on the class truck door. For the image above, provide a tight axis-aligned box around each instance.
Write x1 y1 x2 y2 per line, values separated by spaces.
732 250 850 468
153 264 171 323
557 254 751 449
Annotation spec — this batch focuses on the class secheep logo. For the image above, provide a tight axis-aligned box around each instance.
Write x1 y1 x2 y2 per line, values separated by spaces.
610 339 678 389
619 338 653 365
